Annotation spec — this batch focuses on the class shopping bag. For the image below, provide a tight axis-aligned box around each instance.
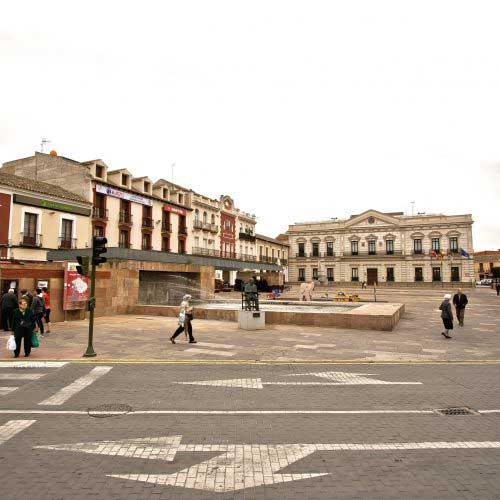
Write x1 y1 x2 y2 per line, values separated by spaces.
178 311 185 327
7 335 16 351
31 332 39 348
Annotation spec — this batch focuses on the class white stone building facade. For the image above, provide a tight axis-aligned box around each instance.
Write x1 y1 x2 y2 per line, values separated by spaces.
287 210 475 286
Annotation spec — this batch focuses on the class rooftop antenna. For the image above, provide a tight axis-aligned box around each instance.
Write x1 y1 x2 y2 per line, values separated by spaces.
40 138 51 153
171 163 175 184
410 201 415 216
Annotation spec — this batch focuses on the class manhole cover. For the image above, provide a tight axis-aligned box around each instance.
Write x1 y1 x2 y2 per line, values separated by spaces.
435 407 477 416
87 403 133 418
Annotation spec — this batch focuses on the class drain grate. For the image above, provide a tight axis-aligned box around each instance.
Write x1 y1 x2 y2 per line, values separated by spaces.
88 403 133 418
435 407 477 416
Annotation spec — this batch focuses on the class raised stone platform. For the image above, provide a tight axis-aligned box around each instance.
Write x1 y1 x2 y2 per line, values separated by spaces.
130 301 405 331
238 310 266 330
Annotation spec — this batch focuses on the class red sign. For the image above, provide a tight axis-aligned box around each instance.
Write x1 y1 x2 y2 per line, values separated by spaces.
163 204 186 216
63 262 90 311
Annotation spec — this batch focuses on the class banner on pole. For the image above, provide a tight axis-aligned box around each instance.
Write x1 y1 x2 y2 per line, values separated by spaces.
63 262 90 311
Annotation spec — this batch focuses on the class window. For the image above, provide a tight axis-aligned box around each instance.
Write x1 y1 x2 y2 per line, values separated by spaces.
451 266 460 281
368 240 376 255
211 214 215 224
386 267 395 282
351 267 359 281
162 236 170 252
93 225 104 237
432 267 441 282
178 193 184 205
144 181 150 192
449 237 458 253
23 212 38 245
327 267 334 282
60 219 73 248
431 238 440 252
298 268 305 282
142 205 152 228
272 249 275 260
351 240 359 255
178 238 186 254
415 267 423 282
179 215 187 232
194 236 199 248
203 212 208 223
479 263 484 272
326 241 334 257
142 232 151 250
312 242 319 257
312 268 318 280
119 230 129 248
162 188 168 199
413 239 422 254
95 165 103 178
259 246 263 257
298 242 305 257
121 173 128 186
386 240 394 255
224 220 231 230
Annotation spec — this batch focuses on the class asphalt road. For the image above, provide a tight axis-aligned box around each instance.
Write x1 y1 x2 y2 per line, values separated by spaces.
1 361 500 498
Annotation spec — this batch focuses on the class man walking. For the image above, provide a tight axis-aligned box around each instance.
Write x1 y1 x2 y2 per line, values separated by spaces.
1 289 18 331
452 288 468 327
31 288 45 337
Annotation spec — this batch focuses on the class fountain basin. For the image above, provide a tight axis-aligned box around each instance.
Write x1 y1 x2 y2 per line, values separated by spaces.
129 300 405 331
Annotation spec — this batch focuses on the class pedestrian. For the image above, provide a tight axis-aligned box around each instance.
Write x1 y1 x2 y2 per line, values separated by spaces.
12 297 35 358
31 288 45 337
170 294 197 344
452 288 468 327
42 287 51 333
496 283 500 296
439 293 454 339
20 289 33 308
1 288 18 332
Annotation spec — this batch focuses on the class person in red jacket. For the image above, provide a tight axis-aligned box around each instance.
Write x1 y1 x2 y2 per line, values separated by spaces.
42 287 51 334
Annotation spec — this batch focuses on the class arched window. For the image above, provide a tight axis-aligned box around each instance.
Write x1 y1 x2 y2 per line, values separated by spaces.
211 214 215 224
194 209 199 221
203 211 208 223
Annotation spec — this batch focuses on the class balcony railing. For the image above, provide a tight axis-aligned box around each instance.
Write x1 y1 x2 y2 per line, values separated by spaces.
193 219 203 230
210 223 218 233
191 247 258 262
412 250 423 255
141 243 153 251
239 232 256 242
192 247 220 257
296 252 306 258
280 259 288 265
58 237 77 249
179 225 188 235
142 217 153 229
20 233 42 247
259 256 279 264
119 211 133 225
119 242 131 249
342 250 403 257
202 222 212 231
92 207 108 220
161 221 172 233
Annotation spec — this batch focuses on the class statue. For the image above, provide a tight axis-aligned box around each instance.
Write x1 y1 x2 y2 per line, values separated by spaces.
299 281 315 301
243 278 260 311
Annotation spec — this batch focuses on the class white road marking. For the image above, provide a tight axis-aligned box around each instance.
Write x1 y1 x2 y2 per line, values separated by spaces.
0 373 46 380
286 371 422 385
294 344 336 350
0 362 67 368
195 342 236 349
182 348 235 357
36 435 500 492
0 420 36 445
175 378 263 389
38 366 112 406
0 387 18 396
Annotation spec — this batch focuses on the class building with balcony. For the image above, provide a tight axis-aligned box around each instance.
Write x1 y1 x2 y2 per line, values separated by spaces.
287 209 474 286
0 172 91 262
473 250 500 281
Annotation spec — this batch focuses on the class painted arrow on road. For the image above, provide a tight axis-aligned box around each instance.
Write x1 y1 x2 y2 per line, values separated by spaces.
173 371 422 389
36 436 500 492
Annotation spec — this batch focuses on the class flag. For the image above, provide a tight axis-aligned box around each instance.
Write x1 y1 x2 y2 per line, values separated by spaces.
459 248 471 260
438 250 445 260
431 250 437 258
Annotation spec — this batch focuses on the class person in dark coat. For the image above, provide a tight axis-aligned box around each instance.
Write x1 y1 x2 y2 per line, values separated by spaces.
31 288 45 337
439 293 453 339
1 289 18 331
496 283 500 296
452 288 468 327
12 298 34 358
20 289 33 308
170 295 196 344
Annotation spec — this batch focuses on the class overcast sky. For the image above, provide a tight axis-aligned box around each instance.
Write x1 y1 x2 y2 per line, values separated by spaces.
1 1 499 249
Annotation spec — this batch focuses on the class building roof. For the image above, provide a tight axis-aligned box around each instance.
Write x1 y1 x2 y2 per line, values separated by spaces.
255 233 290 246
0 172 90 204
474 250 500 256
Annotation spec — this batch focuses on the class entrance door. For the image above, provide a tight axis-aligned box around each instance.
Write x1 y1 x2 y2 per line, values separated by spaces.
367 268 378 286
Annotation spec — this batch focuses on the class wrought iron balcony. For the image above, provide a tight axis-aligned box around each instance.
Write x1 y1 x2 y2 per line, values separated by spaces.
142 217 153 229
92 207 108 220
58 237 77 249
193 219 203 230
141 243 153 251
202 222 212 231
161 221 172 233
179 225 188 235
210 223 218 233
20 233 42 247
119 211 133 225
239 232 256 242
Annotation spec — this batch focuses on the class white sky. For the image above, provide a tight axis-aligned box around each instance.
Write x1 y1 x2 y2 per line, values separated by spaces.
1 1 499 249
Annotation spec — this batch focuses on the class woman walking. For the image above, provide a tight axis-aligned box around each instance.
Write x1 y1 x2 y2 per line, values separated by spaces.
170 295 197 344
42 287 51 333
439 293 454 339
12 298 35 358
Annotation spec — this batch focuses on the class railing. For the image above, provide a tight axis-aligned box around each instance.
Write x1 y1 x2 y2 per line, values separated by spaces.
259 256 279 264
118 242 131 249
141 243 153 251
161 221 172 232
192 247 220 257
191 247 258 262
119 211 133 224
58 237 77 249
202 222 212 231
193 219 203 230
296 252 306 258
179 226 188 235
210 224 218 233
412 250 423 255
142 217 153 229
298 276 305 282
20 233 42 247
92 207 108 220
342 250 403 257
239 232 256 242
280 259 288 265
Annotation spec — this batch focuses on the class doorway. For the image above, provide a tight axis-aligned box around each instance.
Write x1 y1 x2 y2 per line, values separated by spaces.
367 268 378 286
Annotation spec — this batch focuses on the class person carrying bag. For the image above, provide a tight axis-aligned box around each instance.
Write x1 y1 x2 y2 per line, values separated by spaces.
12 297 35 358
170 294 197 344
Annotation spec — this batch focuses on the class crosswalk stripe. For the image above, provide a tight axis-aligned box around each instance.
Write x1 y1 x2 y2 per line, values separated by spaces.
0 374 46 380
183 348 235 357
0 362 67 368
0 420 36 445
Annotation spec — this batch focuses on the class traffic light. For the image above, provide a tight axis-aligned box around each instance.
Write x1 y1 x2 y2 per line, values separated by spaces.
76 255 90 276
92 236 108 265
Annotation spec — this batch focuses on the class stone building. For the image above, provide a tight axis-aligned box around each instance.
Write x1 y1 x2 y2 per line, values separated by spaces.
473 250 500 281
287 209 474 286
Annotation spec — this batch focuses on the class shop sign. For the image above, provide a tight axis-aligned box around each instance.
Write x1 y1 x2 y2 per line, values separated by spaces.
13 194 91 216
163 204 186 216
63 262 90 311
96 184 153 206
